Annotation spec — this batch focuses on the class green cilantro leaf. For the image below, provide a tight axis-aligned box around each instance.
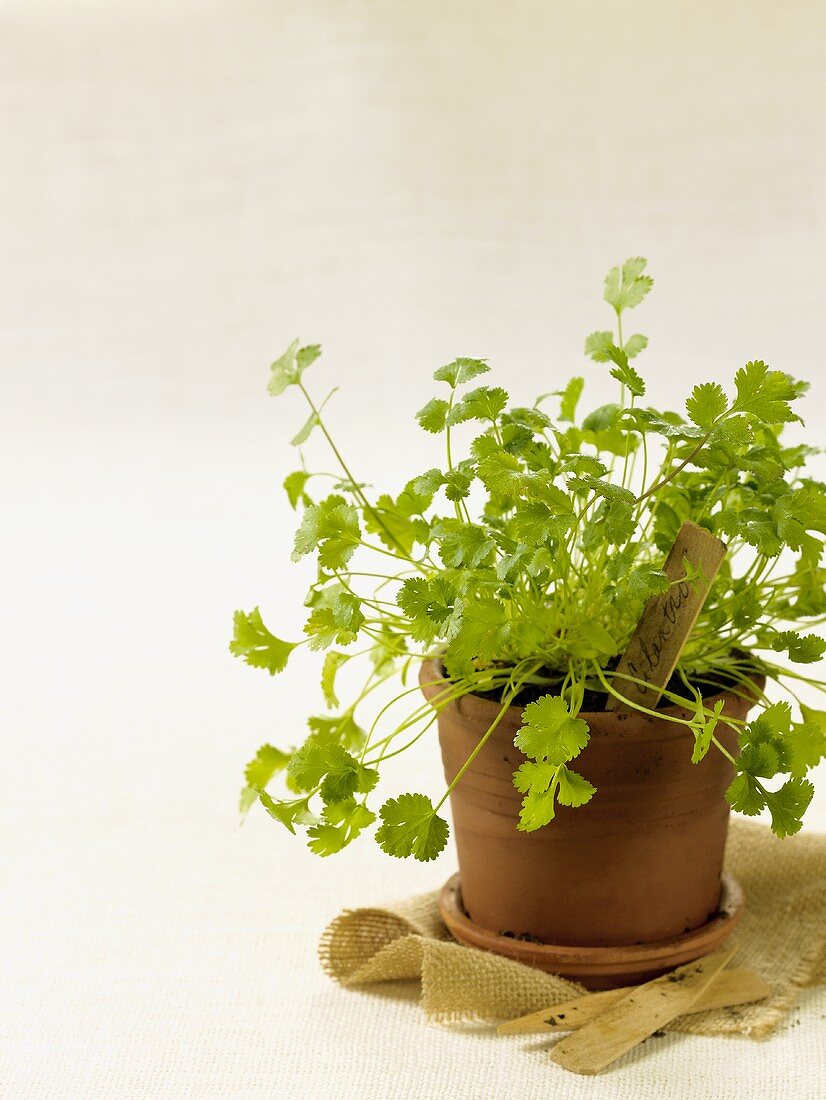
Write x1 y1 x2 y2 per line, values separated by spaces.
515 695 590 765
307 800 376 855
304 591 364 650
725 772 766 816
411 468 446 497
258 790 316 834
375 793 449 861
513 760 560 830
319 747 378 803
287 734 336 791
397 576 459 642
284 470 311 509
513 761 595 831
292 495 361 568
240 744 291 813
623 334 648 359
584 331 615 362
230 608 297 674
433 358 490 387
268 340 321 396
320 651 348 709
556 766 597 807
603 257 653 312
307 713 366 753
685 382 728 429
604 345 645 397
557 377 585 422
416 397 450 433
291 411 319 447
770 631 826 664
432 520 495 568
477 451 525 497
788 706 826 777
733 361 801 424
451 385 509 424
690 700 725 764
764 777 814 838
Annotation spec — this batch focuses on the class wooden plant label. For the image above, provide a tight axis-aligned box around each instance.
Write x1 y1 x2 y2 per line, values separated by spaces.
550 946 736 1075
606 520 726 712
497 968 770 1036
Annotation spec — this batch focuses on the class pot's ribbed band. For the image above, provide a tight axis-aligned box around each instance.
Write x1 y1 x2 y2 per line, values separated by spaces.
318 820 826 1037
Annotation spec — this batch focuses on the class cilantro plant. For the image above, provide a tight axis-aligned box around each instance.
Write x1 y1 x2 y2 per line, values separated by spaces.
232 259 826 860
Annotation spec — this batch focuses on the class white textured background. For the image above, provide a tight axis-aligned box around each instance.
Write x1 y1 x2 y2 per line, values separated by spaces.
1 2 825 1097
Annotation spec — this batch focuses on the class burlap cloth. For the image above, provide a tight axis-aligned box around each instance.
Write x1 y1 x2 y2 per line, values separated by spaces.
320 821 826 1038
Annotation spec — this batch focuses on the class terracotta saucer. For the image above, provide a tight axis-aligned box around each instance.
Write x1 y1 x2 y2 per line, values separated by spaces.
438 872 744 990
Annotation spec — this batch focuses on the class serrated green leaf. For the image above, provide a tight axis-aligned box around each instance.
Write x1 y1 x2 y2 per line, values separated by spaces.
770 631 826 664
477 451 525 497
397 576 459 643
431 520 495 568
725 772 766 816
584 331 615 363
307 800 376 855
308 713 366 753
623 333 648 359
513 761 594 831
416 397 450 433
733 361 801 424
411 468 446 497
514 760 560 830
268 340 321 396
764 777 814 838
599 344 645 398
258 790 316 834
788 707 826 776
304 591 365 651
319 746 378 803
287 735 335 791
582 403 621 432
686 382 728 429
510 501 573 547
515 695 590 765
375 793 449 861
230 608 297 674
603 257 653 312
555 765 597 807
451 385 509 424
292 495 361 568
433 358 490 387
444 468 474 502
240 744 291 813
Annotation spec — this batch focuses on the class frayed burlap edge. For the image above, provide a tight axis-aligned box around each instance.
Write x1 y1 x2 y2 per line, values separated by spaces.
319 820 826 1038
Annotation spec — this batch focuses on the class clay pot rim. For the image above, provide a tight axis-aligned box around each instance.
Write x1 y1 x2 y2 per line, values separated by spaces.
420 655 764 737
438 871 744 980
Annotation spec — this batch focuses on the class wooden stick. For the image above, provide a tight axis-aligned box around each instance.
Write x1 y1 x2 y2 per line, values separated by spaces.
550 946 736 1075
606 521 726 711
497 968 770 1035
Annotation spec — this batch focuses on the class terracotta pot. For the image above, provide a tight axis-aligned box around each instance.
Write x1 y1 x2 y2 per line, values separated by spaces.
421 659 759 953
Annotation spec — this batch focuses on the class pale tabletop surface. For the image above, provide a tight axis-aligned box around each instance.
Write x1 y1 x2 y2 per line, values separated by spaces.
2 3 825 1097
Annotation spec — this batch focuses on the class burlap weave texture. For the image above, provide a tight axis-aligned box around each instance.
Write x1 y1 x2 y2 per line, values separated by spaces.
320 820 825 1038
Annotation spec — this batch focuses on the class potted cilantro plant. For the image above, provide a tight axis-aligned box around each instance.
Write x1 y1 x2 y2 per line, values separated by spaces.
232 259 825 977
